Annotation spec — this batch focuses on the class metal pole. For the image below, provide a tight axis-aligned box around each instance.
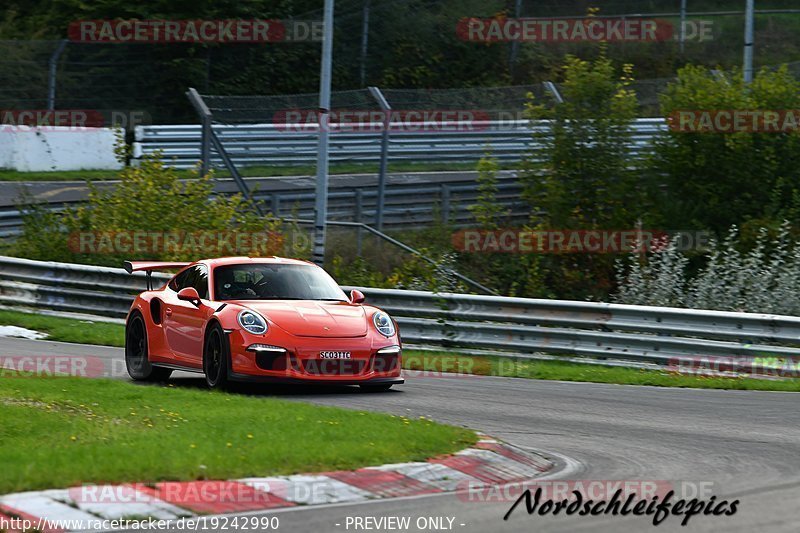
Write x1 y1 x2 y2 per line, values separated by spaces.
368 86 390 231
679 0 687 54
186 88 212 177
743 0 755 83
543 81 564 104
313 0 335 266
359 0 370 87
509 0 522 76
47 40 68 111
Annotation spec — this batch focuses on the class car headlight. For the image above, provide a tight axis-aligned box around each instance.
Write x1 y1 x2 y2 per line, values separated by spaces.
238 310 268 335
373 311 396 337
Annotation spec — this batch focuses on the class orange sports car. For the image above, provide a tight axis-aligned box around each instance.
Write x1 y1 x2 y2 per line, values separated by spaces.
123 257 403 391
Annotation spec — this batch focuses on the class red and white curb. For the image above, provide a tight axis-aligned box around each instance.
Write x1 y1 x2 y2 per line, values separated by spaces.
0 436 553 531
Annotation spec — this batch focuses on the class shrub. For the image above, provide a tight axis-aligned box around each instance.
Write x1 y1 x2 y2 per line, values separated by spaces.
651 65 800 234
11 154 305 267
614 222 800 314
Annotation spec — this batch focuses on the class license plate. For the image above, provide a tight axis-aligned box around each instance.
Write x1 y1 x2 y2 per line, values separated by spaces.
319 351 351 359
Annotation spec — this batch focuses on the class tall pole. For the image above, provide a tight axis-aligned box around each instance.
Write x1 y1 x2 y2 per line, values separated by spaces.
679 0 687 54
368 86 390 231
743 0 755 83
359 0 370 87
313 0 335 266
508 0 522 77
47 40 68 111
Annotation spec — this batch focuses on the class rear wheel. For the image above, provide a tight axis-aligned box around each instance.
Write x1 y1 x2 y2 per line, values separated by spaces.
204 323 230 389
125 313 172 382
360 383 394 392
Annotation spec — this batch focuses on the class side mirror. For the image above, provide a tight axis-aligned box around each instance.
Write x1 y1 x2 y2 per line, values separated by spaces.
350 289 366 304
177 287 201 306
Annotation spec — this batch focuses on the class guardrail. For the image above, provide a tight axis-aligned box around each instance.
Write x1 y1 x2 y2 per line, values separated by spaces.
1 255 798 370
0 171 529 239
133 118 667 169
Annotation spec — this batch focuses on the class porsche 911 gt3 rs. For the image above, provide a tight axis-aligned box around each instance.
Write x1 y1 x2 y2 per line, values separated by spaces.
123 257 403 391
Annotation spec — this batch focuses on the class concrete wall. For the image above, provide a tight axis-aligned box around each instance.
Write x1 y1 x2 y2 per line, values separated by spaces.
0 127 122 171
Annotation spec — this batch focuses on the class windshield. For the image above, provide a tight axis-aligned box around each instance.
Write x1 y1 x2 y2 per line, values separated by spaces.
212 263 347 302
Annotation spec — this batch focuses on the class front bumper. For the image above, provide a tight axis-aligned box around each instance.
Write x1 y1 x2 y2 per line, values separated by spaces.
226 329 403 384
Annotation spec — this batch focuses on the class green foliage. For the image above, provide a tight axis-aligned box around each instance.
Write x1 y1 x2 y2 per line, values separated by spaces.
514 55 642 300
468 150 505 229
651 65 800 234
10 154 302 266
614 222 800 314
522 55 641 229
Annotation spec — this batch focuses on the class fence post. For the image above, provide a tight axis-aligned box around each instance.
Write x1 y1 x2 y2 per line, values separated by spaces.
47 40 68 111
186 88 212 177
368 86 391 231
271 194 280 216
355 189 363 256
441 184 451 225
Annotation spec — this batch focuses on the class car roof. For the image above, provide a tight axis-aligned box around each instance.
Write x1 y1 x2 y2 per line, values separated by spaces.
197 257 316 268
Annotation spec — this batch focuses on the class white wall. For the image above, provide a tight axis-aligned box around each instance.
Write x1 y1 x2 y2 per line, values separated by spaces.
0 127 122 172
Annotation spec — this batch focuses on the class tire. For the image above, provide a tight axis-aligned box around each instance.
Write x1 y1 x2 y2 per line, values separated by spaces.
203 323 230 389
359 383 394 392
125 313 172 382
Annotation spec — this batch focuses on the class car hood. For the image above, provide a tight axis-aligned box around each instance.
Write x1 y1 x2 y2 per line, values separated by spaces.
236 300 368 338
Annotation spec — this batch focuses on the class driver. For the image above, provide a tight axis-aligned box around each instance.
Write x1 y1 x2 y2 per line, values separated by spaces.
214 267 256 300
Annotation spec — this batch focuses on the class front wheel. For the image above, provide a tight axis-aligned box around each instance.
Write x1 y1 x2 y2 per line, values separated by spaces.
203 323 230 389
125 313 172 382
360 383 394 392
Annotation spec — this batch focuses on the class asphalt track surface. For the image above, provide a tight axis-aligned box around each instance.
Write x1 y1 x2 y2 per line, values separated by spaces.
3 336 800 532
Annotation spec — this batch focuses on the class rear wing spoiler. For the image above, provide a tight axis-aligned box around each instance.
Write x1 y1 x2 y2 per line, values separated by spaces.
123 261 191 290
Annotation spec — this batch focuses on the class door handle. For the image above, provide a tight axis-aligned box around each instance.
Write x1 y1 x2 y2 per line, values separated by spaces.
165 308 173 317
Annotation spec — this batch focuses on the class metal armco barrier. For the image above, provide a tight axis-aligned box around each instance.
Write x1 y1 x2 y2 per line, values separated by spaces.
0 171 529 239
133 118 667 169
1 255 798 367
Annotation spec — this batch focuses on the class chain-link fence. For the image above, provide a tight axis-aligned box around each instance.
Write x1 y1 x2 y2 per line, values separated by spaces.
2 4 800 125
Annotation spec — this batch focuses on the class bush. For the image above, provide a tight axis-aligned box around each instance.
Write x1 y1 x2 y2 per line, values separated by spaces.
651 65 800 234
614 222 800 314
521 54 642 229
11 154 307 267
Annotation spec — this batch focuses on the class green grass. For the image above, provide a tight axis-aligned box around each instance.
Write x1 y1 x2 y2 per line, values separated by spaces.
0 161 491 182
0 309 124 346
403 351 800 392
3 309 799 392
0 376 476 494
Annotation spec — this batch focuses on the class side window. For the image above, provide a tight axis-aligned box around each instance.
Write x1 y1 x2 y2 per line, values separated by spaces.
168 268 191 292
192 265 209 299
167 265 208 299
